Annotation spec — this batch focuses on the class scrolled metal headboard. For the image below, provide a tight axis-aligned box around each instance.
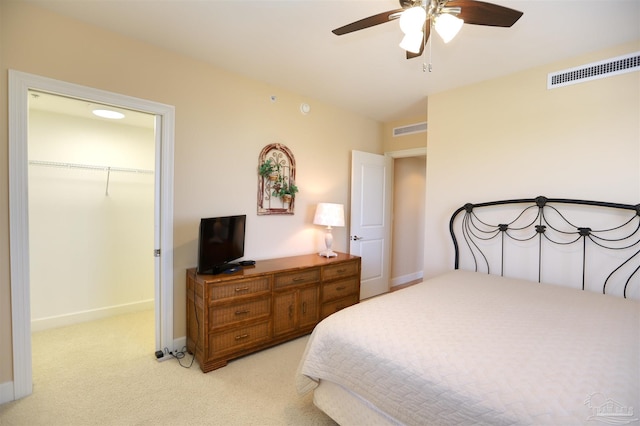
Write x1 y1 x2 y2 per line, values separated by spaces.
449 196 640 298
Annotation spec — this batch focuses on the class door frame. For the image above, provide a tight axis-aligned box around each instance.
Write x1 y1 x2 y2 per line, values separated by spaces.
386 148 427 286
8 70 175 400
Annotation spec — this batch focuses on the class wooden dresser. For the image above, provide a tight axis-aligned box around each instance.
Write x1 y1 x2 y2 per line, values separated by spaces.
186 252 361 372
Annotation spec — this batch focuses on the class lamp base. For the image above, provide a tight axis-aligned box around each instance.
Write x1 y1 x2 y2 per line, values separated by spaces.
318 249 338 258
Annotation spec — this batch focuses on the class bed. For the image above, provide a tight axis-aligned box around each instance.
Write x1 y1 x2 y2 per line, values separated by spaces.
296 196 640 425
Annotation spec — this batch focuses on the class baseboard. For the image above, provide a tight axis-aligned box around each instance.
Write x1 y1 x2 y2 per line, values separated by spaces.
173 336 187 352
31 299 155 332
0 380 15 404
390 271 424 288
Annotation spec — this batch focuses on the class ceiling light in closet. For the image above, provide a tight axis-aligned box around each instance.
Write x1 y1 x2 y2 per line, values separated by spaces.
92 109 125 119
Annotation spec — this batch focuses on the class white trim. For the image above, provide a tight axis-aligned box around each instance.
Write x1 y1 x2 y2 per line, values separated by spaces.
8 70 175 401
31 300 155 332
158 110 176 355
386 147 427 159
173 336 187 352
0 381 15 404
8 70 33 400
390 271 424 287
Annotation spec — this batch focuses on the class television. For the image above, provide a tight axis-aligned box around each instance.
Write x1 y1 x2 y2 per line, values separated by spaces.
197 214 246 274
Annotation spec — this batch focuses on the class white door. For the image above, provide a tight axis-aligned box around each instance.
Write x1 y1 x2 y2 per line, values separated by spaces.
350 150 392 299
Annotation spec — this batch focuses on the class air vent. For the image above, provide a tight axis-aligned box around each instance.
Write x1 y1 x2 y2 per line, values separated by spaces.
393 121 427 137
547 51 640 89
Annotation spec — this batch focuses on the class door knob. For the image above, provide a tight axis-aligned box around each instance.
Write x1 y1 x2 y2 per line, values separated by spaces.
351 235 363 241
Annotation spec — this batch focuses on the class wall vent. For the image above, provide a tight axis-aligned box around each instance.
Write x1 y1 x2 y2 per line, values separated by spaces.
547 51 640 89
393 121 427 137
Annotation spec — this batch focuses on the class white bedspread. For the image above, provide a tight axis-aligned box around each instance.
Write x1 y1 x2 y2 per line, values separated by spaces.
297 270 640 425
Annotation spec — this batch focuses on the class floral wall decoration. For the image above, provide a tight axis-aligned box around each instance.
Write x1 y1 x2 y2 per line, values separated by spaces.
257 143 297 215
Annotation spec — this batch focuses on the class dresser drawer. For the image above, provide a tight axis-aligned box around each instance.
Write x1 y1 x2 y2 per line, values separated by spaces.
321 294 359 319
322 277 359 303
274 268 320 289
209 321 271 357
209 297 271 330
210 276 270 302
323 261 358 281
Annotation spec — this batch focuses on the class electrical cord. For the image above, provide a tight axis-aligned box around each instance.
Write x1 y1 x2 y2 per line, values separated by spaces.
161 276 200 369
163 346 195 368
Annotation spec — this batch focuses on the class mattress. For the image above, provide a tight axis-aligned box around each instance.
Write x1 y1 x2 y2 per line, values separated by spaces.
296 270 640 425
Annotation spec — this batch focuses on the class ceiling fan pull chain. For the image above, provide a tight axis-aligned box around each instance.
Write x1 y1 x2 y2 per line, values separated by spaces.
428 34 433 72
423 28 433 73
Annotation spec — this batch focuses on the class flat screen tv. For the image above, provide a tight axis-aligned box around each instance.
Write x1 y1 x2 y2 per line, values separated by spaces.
197 214 246 274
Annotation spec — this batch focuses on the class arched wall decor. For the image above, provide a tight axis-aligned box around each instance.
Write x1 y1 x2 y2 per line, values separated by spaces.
257 143 297 215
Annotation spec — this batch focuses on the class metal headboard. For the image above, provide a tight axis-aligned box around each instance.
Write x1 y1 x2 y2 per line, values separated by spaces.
449 196 640 298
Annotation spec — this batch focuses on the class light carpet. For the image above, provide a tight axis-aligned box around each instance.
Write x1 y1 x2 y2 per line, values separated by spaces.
0 310 335 425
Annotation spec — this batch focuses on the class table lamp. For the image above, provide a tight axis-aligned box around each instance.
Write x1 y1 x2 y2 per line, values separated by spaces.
313 203 345 257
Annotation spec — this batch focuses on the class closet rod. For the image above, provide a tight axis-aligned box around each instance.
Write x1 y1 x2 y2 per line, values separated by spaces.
29 160 154 175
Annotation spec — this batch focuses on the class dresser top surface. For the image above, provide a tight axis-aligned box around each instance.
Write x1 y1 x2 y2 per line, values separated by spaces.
188 252 359 283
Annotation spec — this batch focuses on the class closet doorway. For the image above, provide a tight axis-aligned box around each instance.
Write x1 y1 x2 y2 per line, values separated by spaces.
28 91 156 331
8 70 175 400
390 154 426 287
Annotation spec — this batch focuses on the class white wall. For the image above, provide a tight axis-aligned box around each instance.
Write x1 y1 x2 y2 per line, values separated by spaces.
28 108 155 330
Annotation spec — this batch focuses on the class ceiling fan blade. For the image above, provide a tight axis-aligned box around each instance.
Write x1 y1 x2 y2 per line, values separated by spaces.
406 19 431 59
446 0 523 27
332 8 404 35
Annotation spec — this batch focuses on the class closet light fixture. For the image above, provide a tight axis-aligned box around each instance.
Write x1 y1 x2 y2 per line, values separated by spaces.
92 109 125 119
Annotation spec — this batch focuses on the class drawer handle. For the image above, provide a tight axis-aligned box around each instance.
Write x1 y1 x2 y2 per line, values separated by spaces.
235 309 250 315
337 268 347 273
289 304 294 318
293 277 305 282
302 302 307 314
235 333 249 340
336 286 347 291
235 286 250 292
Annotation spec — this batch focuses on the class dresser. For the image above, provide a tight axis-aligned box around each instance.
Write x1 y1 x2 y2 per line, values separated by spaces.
186 252 361 372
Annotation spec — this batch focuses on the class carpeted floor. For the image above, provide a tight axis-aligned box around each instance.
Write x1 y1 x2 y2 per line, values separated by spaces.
0 310 335 426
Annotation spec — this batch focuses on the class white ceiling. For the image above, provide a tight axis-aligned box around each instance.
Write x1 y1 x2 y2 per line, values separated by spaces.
29 90 156 128
23 0 640 122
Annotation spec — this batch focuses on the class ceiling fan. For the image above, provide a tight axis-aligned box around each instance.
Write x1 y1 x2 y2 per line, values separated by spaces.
332 0 523 60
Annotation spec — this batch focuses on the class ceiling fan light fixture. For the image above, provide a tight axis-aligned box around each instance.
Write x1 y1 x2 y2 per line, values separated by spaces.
399 6 426 34
399 31 424 53
435 13 464 43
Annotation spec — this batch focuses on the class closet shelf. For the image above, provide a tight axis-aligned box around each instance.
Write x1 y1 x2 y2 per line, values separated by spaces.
29 160 154 175
29 160 154 196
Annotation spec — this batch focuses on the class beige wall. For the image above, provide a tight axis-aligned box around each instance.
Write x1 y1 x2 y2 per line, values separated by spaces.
391 156 426 284
424 40 640 278
0 1 382 385
383 116 427 287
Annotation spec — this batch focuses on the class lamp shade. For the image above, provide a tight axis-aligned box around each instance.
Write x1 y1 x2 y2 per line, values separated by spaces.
313 203 345 227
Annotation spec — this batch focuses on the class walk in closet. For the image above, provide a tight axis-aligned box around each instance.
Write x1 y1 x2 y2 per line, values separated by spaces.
28 92 156 331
